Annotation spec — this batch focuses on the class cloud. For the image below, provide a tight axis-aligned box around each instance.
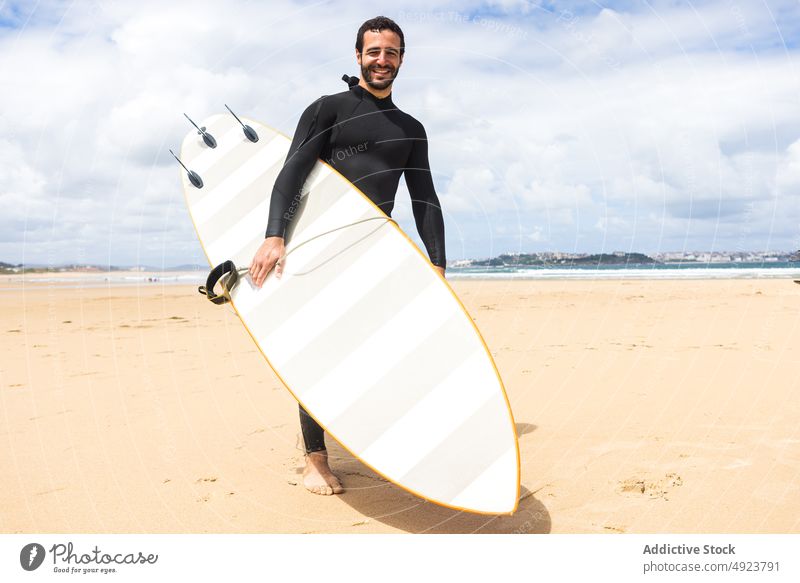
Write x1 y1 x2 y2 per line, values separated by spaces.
0 0 799 266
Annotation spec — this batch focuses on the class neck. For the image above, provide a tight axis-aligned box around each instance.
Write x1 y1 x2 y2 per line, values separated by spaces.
358 78 392 100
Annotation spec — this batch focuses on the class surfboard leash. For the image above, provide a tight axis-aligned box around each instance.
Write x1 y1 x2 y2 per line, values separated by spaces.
198 216 398 305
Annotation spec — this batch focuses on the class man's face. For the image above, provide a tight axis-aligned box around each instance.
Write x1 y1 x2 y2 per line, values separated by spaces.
356 29 403 90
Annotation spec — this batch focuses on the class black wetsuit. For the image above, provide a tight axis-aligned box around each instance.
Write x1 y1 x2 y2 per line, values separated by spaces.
266 80 446 453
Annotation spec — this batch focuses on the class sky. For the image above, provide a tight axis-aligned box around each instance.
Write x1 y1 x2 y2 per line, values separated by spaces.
1 0 799 267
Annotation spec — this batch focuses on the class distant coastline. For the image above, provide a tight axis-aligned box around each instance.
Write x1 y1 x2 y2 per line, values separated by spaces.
3 249 799 274
456 250 800 268
2 251 800 285
0 262 205 274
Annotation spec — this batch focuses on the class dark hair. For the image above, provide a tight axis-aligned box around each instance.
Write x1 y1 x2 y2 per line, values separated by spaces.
355 16 405 56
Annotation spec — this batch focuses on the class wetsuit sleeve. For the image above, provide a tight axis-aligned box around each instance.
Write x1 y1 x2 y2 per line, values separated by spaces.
265 97 334 238
404 122 446 268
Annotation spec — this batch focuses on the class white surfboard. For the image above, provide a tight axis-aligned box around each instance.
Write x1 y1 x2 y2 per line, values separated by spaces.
179 112 520 514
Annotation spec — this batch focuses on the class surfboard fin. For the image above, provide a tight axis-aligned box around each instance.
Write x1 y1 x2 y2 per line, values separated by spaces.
225 104 259 142
183 113 217 148
169 149 203 189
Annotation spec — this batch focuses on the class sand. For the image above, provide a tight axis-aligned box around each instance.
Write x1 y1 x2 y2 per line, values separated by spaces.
1 276 798 533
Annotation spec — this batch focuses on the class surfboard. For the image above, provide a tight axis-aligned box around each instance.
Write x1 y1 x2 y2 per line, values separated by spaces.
178 111 520 514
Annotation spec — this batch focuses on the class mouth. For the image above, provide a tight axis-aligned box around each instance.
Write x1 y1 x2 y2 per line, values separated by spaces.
371 67 392 76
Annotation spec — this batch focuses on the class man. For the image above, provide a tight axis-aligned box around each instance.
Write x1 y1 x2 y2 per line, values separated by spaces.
249 16 446 496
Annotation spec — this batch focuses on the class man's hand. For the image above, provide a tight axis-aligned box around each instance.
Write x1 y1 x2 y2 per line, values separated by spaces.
433 265 445 278
249 236 286 288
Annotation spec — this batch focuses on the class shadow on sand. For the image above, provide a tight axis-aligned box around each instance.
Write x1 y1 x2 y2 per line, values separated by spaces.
321 421 549 533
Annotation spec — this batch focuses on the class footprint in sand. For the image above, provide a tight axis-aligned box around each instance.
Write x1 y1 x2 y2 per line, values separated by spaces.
618 473 683 500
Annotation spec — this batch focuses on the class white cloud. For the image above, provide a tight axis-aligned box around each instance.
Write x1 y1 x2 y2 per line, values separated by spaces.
0 0 799 265
777 138 800 189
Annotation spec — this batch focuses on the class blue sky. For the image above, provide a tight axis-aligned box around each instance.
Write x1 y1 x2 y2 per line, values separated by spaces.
1 0 799 266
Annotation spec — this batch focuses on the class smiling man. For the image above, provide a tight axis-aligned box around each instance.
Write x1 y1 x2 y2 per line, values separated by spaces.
249 16 446 496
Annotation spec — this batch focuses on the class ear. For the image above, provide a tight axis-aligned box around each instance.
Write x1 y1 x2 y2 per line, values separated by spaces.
356 49 362 66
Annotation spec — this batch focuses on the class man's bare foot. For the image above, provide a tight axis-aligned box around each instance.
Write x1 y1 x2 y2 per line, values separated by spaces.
302 450 344 495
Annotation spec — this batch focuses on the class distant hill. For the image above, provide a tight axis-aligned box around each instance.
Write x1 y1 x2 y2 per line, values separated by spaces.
470 252 657 267
571 253 657 265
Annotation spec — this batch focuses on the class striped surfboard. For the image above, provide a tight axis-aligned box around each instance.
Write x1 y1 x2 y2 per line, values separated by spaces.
179 113 520 514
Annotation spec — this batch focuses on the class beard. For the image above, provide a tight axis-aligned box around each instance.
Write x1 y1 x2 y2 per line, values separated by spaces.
361 62 399 90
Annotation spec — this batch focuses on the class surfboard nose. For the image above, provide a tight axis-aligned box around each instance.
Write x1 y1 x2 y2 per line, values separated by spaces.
446 446 519 514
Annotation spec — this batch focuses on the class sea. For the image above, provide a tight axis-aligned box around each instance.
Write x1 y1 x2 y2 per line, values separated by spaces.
3 261 800 289
445 261 800 280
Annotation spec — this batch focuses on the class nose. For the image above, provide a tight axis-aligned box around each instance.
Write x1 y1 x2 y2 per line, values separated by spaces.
376 50 389 65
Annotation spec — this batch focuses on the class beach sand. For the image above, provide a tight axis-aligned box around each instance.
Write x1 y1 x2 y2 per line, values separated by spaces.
1 277 798 533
